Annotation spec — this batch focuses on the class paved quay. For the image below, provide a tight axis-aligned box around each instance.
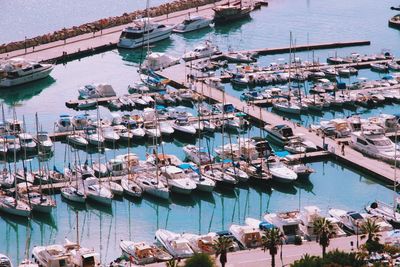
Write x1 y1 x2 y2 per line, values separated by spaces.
157 62 398 185
145 234 362 267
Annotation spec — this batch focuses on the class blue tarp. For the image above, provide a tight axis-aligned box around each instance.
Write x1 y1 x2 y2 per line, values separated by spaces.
275 150 290 157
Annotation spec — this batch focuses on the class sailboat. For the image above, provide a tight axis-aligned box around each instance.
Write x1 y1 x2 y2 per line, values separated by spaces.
0 194 31 217
121 174 143 198
84 176 113 206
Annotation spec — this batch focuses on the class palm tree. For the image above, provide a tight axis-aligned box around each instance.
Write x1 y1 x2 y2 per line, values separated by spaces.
360 218 382 254
165 259 178 267
313 217 335 257
213 236 233 267
261 228 283 267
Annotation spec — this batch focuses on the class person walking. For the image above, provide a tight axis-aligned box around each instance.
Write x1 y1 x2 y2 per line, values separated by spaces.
341 143 345 156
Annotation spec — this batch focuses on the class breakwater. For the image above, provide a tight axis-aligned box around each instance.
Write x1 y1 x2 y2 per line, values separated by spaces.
0 0 221 54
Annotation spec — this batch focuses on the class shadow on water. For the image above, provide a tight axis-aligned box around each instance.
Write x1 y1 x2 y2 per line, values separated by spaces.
123 194 143 204
0 76 56 105
294 178 314 193
61 197 88 212
0 211 30 227
86 200 113 216
213 16 252 35
214 186 238 199
269 181 297 195
31 212 58 230
142 194 171 209
117 38 174 64
192 190 216 204
170 193 196 207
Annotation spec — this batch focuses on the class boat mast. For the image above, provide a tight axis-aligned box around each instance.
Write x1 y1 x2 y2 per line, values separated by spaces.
394 123 398 217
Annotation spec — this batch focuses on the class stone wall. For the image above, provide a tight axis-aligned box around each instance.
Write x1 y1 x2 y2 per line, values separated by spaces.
0 0 217 54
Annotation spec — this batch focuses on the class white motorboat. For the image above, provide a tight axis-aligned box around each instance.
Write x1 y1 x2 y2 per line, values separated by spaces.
121 176 143 198
328 208 365 234
55 115 74 132
78 83 116 99
366 200 400 228
18 259 39 267
159 121 175 136
0 195 31 217
183 145 213 165
173 16 212 33
20 192 56 214
32 244 72 267
107 158 127 176
264 124 296 146
350 124 400 164
264 211 302 243
229 224 262 249
84 177 113 205
141 52 180 71
18 133 37 152
61 186 86 203
0 254 12 267
35 131 53 152
120 241 171 265
172 117 196 136
144 123 162 139
63 239 100 267
117 18 173 49
92 162 108 177
181 233 216 254
361 213 393 232
0 58 54 87
101 127 120 143
66 134 88 147
268 161 297 183
103 181 124 196
155 229 194 258
179 164 215 192
203 168 238 187
136 174 170 200
182 40 219 61
223 166 249 182
161 165 197 195
84 128 105 146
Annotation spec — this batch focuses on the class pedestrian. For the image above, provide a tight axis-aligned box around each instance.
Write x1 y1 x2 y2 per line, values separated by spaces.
196 6 199 12
341 143 345 156
322 134 325 149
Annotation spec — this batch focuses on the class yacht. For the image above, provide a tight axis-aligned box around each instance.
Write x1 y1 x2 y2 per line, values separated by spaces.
63 240 100 267
31 244 72 267
0 168 14 188
160 165 197 195
0 58 54 87
350 124 400 164
117 18 173 49
155 229 194 258
183 145 213 165
328 209 365 234
78 83 116 99
158 121 175 136
181 233 217 254
223 165 249 183
5 135 20 153
66 134 88 147
84 127 104 146
103 180 124 196
121 176 143 198
20 192 56 214
173 16 212 33
264 211 302 243
18 133 37 152
172 117 197 136
84 177 113 205
136 173 170 200
229 224 262 249
35 131 53 152
182 40 220 61
203 168 238 187
179 164 215 192
264 124 296 146
55 115 74 132
273 100 301 115
120 241 172 265
0 195 31 217
141 52 180 71
268 160 297 183
61 186 86 203
366 200 400 228
213 4 252 24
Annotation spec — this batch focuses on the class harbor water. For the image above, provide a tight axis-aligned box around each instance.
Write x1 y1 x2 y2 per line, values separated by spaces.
1 0 400 265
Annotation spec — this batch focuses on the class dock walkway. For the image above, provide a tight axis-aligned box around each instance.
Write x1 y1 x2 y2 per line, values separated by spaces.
158 63 398 185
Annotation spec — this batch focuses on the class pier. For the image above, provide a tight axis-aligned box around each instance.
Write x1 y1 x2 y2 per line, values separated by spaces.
157 62 399 185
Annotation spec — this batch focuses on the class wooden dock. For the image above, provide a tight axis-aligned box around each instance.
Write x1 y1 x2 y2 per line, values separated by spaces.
158 62 399 185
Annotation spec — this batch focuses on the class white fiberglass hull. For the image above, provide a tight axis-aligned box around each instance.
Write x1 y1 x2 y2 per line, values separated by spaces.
61 187 86 203
117 27 173 49
0 66 53 87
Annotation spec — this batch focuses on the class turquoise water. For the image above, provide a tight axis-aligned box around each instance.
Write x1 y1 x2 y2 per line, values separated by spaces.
1 0 400 265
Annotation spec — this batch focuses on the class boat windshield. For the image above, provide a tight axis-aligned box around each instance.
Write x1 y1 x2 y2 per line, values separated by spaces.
366 138 392 146
120 31 144 39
